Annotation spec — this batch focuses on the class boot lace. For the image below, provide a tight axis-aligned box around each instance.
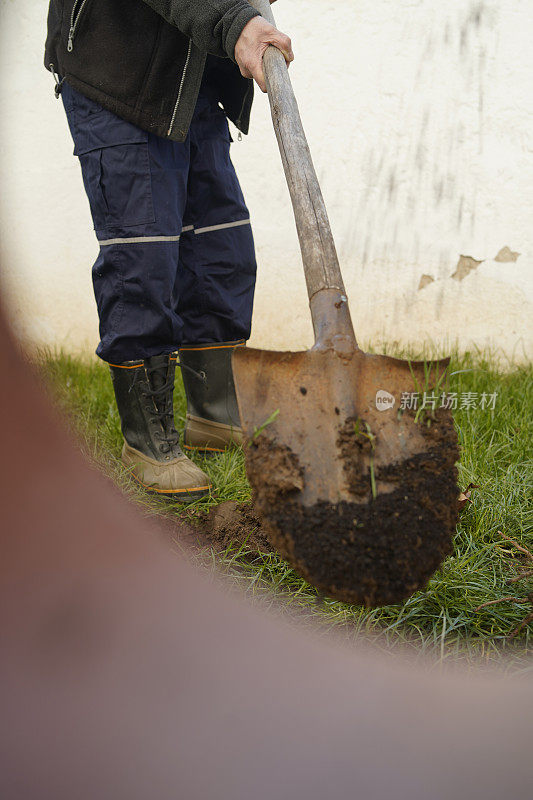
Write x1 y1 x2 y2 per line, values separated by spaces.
129 359 207 455
131 364 179 454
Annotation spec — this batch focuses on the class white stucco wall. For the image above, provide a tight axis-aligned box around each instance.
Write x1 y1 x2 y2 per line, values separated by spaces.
0 0 531 360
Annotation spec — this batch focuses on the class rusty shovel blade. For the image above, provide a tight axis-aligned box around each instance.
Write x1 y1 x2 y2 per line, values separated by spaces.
233 346 459 607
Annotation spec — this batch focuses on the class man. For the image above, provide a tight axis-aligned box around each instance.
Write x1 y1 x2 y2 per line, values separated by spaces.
45 1 293 501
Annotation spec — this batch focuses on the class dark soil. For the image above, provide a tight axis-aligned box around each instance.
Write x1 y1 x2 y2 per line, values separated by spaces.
245 409 460 607
192 501 272 555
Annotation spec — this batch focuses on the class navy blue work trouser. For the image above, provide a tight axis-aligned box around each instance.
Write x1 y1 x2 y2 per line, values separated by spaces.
61 81 257 364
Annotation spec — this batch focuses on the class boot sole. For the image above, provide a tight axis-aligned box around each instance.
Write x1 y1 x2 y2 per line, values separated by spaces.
130 473 212 502
183 443 227 455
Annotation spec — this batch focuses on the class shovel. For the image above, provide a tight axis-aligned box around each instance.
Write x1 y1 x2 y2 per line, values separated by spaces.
233 0 460 606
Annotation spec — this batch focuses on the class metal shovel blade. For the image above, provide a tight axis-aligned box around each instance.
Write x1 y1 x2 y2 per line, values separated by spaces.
239 1 460 606
233 346 459 607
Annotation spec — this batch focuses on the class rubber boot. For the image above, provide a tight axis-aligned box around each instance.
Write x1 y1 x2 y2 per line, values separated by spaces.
110 354 212 501
178 341 244 453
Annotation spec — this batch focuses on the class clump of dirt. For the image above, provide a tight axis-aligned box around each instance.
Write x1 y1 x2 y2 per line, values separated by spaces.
245 438 305 502
245 410 459 607
337 416 374 497
337 417 374 453
193 501 272 554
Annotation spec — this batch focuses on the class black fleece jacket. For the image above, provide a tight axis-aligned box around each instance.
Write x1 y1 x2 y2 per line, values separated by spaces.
45 0 260 141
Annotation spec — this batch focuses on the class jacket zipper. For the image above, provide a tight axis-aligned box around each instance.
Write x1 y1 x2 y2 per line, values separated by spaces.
67 0 91 52
167 40 192 137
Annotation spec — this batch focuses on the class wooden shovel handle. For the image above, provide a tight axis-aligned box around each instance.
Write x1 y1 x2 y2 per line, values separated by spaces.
247 0 357 348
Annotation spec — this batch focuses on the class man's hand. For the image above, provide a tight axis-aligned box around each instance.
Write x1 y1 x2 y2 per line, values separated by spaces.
234 10 294 93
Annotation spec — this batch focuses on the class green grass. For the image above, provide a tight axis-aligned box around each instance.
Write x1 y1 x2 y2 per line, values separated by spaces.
38 348 532 671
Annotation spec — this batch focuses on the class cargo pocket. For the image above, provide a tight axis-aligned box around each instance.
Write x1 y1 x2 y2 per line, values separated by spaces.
72 94 155 230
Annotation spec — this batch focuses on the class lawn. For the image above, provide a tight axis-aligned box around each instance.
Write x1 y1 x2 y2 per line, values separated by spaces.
39 348 532 672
